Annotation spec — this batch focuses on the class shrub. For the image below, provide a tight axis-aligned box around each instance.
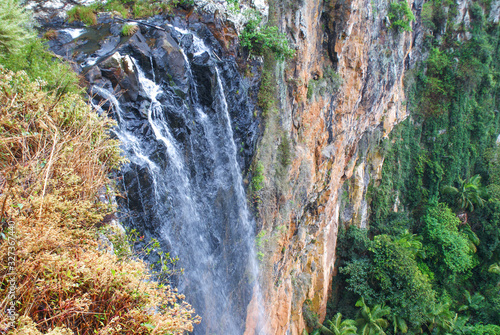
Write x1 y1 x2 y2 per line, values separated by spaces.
388 0 415 32
104 0 129 18
423 203 475 277
240 11 295 60
0 0 35 56
43 29 58 40
0 68 199 333
251 161 265 193
67 5 97 26
121 23 139 36
0 39 80 95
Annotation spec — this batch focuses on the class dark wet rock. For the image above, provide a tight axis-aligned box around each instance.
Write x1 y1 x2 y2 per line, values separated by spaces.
119 30 152 61
96 12 116 25
96 36 121 57
191 62 215 107
192 51 211 65
109 23 122 36
85 66 102 83
100 52 141 101
152 31 188 88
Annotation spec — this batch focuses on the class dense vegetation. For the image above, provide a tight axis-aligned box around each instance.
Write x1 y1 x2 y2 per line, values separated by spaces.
240 9 295 60
318 1 500 334
0 0 198 333
67 0 194 24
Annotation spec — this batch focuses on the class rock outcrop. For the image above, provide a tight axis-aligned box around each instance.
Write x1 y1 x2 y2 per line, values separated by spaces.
29 0 428 333
247 0 425 333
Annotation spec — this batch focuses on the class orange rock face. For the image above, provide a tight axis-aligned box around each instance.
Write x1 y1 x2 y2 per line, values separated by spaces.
243 0 419 333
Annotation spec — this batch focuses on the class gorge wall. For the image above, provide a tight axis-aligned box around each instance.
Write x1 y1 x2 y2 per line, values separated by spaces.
247 0 425 333
29 0 425 333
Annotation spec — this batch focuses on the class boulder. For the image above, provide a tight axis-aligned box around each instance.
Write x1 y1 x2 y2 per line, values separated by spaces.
152 31 188 88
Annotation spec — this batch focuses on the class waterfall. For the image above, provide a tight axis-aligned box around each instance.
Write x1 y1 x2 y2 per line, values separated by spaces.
90 25 264 334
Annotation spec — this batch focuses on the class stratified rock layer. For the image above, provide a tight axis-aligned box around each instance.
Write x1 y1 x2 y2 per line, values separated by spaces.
247 0 425 334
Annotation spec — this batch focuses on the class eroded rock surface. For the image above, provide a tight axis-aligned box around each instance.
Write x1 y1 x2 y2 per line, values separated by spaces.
247 0 425 334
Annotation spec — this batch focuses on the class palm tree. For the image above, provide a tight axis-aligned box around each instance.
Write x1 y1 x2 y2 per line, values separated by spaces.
391 315 408 334
441 174 485 212
395 230 424 258
489 263 500 287
426 302 457 334
316 313 357 335
488 263 500 275
458 290 484 315
355 297 391 335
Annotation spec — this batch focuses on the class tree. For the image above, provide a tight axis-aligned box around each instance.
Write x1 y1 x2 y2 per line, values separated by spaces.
488 263 500 275
423 204 475 278
391 315 408 334
388 0 416 32
317 313 357 335
442 175 485 212
370 234 435 326
425 301 457 334
355 297 391 335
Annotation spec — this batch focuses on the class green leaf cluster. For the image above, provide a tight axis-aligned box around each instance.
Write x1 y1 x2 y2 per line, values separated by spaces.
0 0 35 55
388 0 415 32
240 11 295 60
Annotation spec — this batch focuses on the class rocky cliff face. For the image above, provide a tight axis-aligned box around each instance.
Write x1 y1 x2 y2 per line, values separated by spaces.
247 0 425 333
28 0 427 333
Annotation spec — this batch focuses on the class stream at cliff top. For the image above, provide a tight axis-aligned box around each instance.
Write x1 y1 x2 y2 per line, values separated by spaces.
57 20 264 334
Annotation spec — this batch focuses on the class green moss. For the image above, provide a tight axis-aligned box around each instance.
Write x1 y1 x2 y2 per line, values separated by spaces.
257 54 277 117
251 161 265 193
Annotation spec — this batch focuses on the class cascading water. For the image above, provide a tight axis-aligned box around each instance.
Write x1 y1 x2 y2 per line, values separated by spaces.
88 24 264 334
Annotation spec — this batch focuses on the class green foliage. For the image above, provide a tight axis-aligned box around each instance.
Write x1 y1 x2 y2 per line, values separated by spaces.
251 161 265 193
0 0 80 95
303 300 321 330
132 0 158 17
67 5 98 25
0 39 80 95
67 0 195 24
355 297 391 335
370 234 436 326
423 204 475 277
421 2 436 31
121 23 139 36
441 175 486 212
104 0 129 18
240 11 295 60
334 4 500 331
340 258 377 303
388 0 415 32
276 134 292 177
320 313 357 335
425 301 457 334
257 62 277 115
0 0 35 55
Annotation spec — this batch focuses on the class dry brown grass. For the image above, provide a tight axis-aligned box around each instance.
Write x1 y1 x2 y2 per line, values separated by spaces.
0 68 200 334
